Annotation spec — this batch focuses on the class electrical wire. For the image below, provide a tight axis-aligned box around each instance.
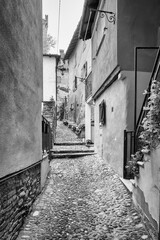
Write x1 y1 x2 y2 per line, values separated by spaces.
57 0 61 53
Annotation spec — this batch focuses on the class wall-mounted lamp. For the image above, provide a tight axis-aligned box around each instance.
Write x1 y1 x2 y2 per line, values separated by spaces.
90 8 116 24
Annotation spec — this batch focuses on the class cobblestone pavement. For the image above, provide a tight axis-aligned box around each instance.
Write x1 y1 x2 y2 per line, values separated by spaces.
17 122 157 240
17 155 157 240
55 121 83 143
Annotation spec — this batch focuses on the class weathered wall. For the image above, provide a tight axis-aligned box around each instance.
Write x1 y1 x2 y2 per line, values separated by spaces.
133 149 160 230
0 0 43 178
43 55 57 101
68 39 91 124
92 0 117 96
94 78 127 176
118 0 160 71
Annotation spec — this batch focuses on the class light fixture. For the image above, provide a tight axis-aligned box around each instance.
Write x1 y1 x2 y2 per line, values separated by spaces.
90 8 116 24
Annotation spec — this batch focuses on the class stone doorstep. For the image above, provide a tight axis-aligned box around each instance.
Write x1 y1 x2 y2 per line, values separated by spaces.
120 178 135 193
51 152 96 158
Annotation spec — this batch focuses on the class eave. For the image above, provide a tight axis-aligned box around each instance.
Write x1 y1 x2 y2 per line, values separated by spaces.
79 0 100 40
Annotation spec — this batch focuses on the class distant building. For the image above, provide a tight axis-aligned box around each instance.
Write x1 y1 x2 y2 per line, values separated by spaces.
43 54 60 143
64 22 94 142
57 50 69 120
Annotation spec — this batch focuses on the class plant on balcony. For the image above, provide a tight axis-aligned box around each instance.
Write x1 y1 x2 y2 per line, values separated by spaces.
139 79 160 152
128 79 160 177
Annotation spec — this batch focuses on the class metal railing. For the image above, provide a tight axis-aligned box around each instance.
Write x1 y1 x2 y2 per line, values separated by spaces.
123 130 135 179
135 47 160 151
42 115 52 154
123 47 160 179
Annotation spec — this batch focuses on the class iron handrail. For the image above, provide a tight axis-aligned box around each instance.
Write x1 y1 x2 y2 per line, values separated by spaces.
135 47 160 138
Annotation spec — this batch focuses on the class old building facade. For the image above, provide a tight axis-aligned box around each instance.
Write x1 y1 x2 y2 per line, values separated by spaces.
80 0 160 233
64 22 94 142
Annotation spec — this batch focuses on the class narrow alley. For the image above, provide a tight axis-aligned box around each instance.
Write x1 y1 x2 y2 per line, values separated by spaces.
17 122 157 240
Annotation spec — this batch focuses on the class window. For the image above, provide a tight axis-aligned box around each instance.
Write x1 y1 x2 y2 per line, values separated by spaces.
73 76 77 91
99 100 106 126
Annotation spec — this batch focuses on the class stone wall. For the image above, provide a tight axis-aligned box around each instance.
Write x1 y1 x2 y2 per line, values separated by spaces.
0 164 41 240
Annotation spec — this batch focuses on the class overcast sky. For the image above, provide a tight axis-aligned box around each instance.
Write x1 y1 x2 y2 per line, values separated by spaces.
42 0 84 54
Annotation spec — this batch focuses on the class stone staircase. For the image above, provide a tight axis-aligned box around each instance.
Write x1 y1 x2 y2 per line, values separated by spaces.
51 142 95 159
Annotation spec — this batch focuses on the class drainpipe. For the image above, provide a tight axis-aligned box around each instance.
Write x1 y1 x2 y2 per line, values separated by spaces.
158 168 160 240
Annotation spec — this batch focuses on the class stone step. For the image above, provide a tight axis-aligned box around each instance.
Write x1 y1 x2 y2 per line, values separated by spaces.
54 142 86 146
51 152 96 159
51 149 94 154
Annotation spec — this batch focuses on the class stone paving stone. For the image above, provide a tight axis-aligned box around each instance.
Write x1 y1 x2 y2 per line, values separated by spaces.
55 121 83 143
17 154 158 240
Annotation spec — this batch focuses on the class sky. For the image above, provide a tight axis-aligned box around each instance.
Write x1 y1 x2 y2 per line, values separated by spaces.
42 0 85 54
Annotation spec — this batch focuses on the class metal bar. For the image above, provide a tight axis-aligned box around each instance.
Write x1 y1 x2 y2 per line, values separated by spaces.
134 46 159 151
130 132 132 157
136 47 160 136
134 47 138 152
123 130 127 178
90 8 114 15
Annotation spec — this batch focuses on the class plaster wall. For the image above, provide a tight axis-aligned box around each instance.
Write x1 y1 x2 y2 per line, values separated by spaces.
133 149 160 230
68 39 91 124
94 78 127 176
118 0 160 71
68 83 85 124
43 56 57 101
41 154 50 189
92 0 117 96
0 0 43 178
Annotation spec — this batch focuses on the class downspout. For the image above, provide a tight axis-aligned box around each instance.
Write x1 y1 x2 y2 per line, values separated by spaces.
158 167 160 240
55 56 59 130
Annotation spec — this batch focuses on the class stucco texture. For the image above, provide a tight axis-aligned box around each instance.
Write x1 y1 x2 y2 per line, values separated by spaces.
94 78 127 176
134 149 160 230
92 0 117 96
118 0 160 71
0 0 43 177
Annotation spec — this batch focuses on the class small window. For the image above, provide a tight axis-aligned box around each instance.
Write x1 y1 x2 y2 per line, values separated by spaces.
73 76 77 91
99 100 106 126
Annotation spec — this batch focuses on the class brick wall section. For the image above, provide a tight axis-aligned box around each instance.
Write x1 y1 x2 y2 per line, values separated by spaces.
0 164 41 240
